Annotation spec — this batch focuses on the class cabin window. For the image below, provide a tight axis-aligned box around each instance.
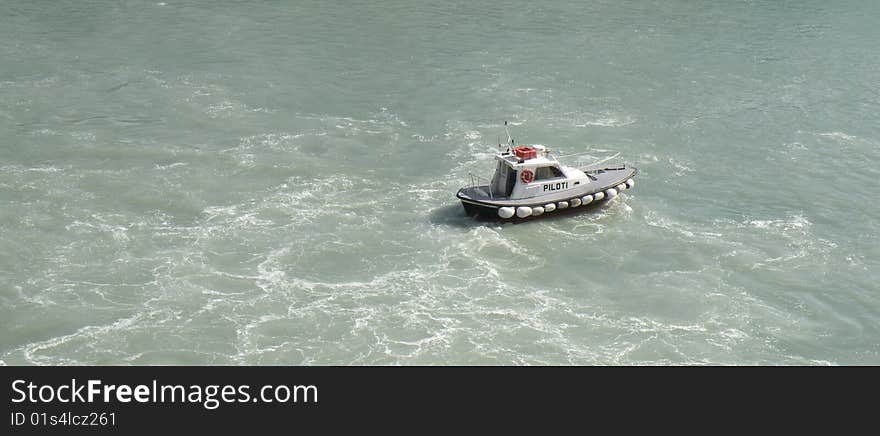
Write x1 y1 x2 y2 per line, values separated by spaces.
534 166 564 181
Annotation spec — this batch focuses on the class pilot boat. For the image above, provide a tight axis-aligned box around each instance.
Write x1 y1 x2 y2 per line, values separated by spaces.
456 123 637 220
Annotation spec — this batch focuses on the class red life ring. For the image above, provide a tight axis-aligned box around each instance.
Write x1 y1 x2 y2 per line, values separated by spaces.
520 169 534 184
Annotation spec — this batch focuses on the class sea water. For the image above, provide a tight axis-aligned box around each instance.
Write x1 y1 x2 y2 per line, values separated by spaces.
1 0 878 365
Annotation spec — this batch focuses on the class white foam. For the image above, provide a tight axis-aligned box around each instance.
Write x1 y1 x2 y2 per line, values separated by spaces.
644 211 726 241
464 130 481 140
411 134 438 142
407 188 442 202
19 313 146 365
818 132 857 142
26 166 64 173
747 214 810 231
154 162 188 170
575 116 637 127
668 157 695 176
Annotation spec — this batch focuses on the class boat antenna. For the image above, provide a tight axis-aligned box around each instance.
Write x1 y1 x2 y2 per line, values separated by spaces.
504 121 514 151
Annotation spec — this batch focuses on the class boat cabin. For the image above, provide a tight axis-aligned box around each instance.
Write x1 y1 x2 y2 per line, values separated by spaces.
488 145 589 200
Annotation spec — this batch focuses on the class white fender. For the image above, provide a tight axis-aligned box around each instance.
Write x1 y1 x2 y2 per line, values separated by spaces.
617 183 627 191
626 178 634 189
593 191 605 201
570 198 582 207
544 203 556 212
581 195 594 205
606 188 618 198
531 206 544 216
558 201 569 209
516 206 533 218
498 207 515 219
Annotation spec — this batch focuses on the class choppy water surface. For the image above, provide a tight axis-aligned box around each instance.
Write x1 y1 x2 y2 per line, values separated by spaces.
1 0 878 365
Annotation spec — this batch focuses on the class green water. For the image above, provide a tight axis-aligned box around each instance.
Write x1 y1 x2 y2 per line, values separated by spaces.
1 0 878 364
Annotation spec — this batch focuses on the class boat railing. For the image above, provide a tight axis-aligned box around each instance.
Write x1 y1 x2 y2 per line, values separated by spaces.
467 172 494 198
